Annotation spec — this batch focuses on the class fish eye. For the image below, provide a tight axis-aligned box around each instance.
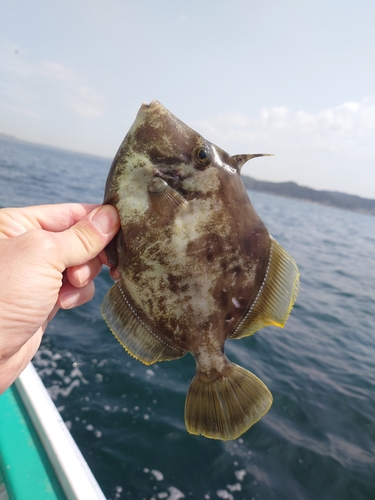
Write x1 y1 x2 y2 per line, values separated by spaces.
193 147 212 169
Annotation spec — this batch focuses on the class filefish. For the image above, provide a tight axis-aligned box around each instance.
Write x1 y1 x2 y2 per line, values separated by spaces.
101 100 299 440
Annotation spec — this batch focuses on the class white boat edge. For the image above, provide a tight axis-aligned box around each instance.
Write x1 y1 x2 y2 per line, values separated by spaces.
15 362 107 500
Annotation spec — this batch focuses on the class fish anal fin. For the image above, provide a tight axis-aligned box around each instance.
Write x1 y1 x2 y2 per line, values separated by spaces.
148 178 188 216
231 238 300 339
185 363 272 440
101 281 186 365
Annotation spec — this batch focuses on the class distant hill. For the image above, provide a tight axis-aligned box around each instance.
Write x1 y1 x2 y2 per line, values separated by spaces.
0 133 20 142
241 176 375 216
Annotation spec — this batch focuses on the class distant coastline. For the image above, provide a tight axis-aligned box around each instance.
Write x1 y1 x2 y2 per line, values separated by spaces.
1 132 374 216
241 176 375 216
0 132 108 161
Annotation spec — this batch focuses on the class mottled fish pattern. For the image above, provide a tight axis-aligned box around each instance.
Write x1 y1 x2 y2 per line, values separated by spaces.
101 100 299 440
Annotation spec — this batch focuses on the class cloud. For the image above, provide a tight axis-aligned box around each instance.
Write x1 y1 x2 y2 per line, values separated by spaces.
194 97 375 156
39 61 76 81
191 98 375 197
0 42 106 120
67 86 105 119
260 99 375 153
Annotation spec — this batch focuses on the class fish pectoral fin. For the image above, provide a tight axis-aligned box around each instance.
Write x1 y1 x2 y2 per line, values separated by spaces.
101 282 186 365
231 238 300 339
147 178 188 216
185 363 272 440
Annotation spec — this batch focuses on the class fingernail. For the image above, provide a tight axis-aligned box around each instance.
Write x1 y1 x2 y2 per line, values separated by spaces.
91 205 118 234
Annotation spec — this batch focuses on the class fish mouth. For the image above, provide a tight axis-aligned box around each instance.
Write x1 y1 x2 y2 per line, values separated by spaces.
141 99 161 110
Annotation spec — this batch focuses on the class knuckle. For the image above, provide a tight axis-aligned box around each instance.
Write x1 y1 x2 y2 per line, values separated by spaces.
29 230 58 254
72 225 96 254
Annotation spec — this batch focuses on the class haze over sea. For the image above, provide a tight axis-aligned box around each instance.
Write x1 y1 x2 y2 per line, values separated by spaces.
1 136 374 500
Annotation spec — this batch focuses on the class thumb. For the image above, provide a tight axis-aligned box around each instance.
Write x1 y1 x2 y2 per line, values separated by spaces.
56 205 120 269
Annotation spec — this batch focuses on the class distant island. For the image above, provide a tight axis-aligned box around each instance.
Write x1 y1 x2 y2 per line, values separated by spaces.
1 132 374 215
241 175 375 216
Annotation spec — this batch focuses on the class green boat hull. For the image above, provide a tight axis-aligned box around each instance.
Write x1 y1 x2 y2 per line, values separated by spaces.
0 364 105 500
0 384 66 500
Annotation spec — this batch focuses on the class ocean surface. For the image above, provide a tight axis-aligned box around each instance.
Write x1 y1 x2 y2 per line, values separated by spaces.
1 136 374 500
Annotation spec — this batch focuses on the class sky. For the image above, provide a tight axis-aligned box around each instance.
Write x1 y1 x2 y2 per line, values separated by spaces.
1 0 375 198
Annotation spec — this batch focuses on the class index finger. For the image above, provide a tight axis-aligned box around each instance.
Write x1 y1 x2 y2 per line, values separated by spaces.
0 203 100 238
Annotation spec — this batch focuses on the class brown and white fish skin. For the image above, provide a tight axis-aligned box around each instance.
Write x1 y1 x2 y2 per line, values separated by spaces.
101 100 300 440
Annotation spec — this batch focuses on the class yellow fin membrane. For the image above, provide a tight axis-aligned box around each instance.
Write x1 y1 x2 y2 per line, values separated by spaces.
185 363 272 440
101 281 185 365
231 238 300 339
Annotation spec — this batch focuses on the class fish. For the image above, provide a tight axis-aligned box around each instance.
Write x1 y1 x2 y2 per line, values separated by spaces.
101 100 299 440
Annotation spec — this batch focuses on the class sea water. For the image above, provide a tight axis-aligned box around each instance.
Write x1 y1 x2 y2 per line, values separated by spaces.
1 136 374 500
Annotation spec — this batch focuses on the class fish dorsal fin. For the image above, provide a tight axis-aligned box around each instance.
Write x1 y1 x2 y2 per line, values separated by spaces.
101 281 186 364
230 238 299 339
148 178 188 216
232 154 274 172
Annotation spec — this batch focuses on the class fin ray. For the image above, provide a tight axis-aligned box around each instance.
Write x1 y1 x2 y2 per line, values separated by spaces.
231 238 299 339
101 282 185 365
148 178 188 216
185 363 272 440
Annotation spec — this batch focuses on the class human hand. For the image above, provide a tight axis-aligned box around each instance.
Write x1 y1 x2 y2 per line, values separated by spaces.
0 203 120 393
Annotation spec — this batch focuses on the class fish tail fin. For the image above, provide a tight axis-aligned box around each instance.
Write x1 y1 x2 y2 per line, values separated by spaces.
185 363 272 440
